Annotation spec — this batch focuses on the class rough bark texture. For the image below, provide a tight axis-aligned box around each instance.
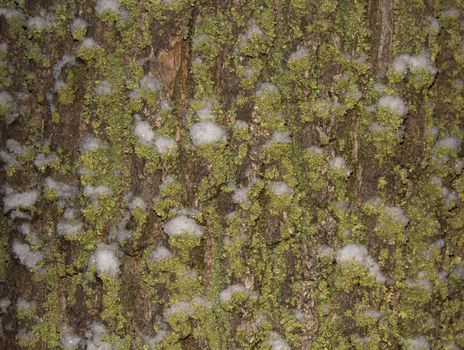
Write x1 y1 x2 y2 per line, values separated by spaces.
0 0 463 349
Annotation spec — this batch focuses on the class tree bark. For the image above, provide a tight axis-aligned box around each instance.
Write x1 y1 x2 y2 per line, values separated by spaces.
1 1 463 349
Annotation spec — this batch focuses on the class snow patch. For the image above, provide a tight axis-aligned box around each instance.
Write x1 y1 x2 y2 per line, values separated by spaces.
378 95 408 117
264 130 290 148
27 15 54 30
434 135 461 151
84 322 113 350
164 215 204 237
60 326 81 350
219 284 257 303
268 332 291 350
3 189 40 212
80 134 102 152
53 54 76 80
148 245 173 263
289 46 309 62
83 184 113 200
384 205 409 227
232 179 256 205
80 38 97 48
44 177 76 200
95 0 121 15
154 136 176 154
256 82 278 97
134 116 154 145
269 181 294 196
12 240 44 271
190 121 227 146
71 18 87 32
34 152 57 169
328 156 352 176
238 21 264 47
0 298 10 313
94 80 112 95
407 336 430 350
140 75 162 92
89 244 120 276
336 244 386 283
392 52 437 75
57 210 83 237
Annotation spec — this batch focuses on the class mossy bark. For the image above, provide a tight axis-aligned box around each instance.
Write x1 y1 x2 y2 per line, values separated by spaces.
1 0 463 349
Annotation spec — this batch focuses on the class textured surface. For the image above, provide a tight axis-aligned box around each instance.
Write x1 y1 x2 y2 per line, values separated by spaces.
0 0 463 349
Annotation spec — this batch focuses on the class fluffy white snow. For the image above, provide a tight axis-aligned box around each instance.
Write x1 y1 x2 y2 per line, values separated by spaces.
1 139 27 168
80 38 97 48
140 75 162 92
148 245 173 262
154 136 176 154
407 336 430 350
12 240 44 271
269 181 294 196
34 152 57 169
0 298 10 313
441 7 461 18
134 116 154 145
57 220 83 236
94 80 112 95
264 130 290 148
83 184 113 199
256 82 278 97
238 21 264 47
190 121 227 146
71 18 87 32
318 245 334 257
452 263 464 279
89 244 120 276
164 215 204 237
268 332 291 350
112 211 132 243
196 100 215 120
363 309 383 319
60 326 81 350
232 179 256 205
289 46 309 62
234 120 249 129
163 301 192 318
27 15 54 30
127 195 146 212
143 330 169 348
6 139 26 156
95 0 121 15
434 136 462 151
0 8 24 19
17 298 35 311
378 95 408 117
17 223 39 244
406 271 432 292
232 186 250 205
53 54 76 80
307 145 324 156
85 322 112 350
335 244 386 283
3 189 40 212
219 284 257 303
384 205 409 227
80 134 102 152
44 177 76 200
328 156 352 176
392 52 437 75
219 284 246 303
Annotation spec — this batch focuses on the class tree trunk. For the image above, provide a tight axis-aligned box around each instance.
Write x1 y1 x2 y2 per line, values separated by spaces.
1 0 463 349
